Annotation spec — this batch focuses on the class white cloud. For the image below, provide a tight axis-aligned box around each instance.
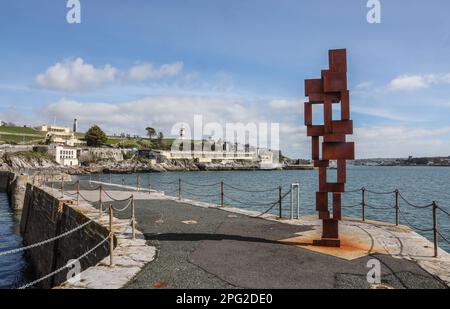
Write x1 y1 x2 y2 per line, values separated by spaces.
351 126 450 158
389 73 450 91
127 62 183 81
35 58 117 92
268 99 302 110
389 74 428 91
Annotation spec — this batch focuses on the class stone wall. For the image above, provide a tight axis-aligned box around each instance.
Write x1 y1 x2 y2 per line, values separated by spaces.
20 184 112 288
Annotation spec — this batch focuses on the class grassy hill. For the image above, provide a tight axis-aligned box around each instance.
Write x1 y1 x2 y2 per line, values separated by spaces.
0 126 46 144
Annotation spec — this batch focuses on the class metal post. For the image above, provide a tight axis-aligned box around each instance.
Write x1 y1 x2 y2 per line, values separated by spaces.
178 178 182 200
61 178 65 198
362 188 366 222
109 204 115 267
297 183 300 219
290 184 294 220
279 186 282 219
99 185 103 218
131 195 136 240
221 181 224 207
433 201 438 258
395 190 399 226
148 176 151 195
51 174 54 190
136 175 140 192
122 176 125 186
76 180 80 206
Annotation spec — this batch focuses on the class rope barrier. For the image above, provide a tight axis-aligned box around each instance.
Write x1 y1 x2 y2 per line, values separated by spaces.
102 190 133 202
223 194 279 207
223 183 280 193
111 199 133 212
438 231 450 245
398 192 434 209
341 203 362 208
254 190 292 218
437 205 450 218
182 190 220 198
183 180 221 187
365 203 396 210
398 209 434 232
365 189 396 195
0 219 94 257
18 235 110 289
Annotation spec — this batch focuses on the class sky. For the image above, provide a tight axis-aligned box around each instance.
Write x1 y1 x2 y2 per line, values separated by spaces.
1 0 450 159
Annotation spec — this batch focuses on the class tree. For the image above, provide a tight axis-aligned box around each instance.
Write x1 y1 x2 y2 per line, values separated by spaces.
85 125 107 147
146 127 156 140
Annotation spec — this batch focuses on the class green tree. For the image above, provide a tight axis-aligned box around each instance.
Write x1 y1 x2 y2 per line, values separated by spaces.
146 127 156 140
85 125 107 147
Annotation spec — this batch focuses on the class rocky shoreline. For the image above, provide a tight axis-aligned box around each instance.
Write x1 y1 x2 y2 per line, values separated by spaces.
0 155 266 175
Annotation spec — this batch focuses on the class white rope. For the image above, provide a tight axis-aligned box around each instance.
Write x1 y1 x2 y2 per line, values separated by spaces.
0 219 94 257
18 234 110 289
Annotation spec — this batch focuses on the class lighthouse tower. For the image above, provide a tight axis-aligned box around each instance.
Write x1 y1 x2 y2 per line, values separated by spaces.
180 125 186 140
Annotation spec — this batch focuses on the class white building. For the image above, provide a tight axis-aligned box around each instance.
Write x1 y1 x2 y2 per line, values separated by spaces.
38 125 85 147
49 145 79 167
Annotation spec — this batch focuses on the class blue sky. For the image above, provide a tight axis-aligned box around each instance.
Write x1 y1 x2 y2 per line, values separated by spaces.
1 0 450 158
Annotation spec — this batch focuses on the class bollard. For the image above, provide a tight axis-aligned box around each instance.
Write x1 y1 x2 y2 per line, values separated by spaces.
76 180 80 206
131 195 136 240
433 201 438 258
221 181 224 207
395 190 399 226
361 188 366 222
278 186 282 219
109 204 115 267
99 185 103 218
178 178 182 200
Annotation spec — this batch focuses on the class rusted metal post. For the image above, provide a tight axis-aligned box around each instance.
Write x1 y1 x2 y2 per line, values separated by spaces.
395 190 399 226
362 188 366 222
61 178 65 198
433 201 438 258
279 186 282 219
109 203 115 267
76 180 80 206
178 178 182 200
99 185 103 218
131 195 136 240
148 175 151 195
221 181 224 207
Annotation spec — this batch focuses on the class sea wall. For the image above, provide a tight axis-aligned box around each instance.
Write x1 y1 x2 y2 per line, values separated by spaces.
20 184 112 288
0 170 28 210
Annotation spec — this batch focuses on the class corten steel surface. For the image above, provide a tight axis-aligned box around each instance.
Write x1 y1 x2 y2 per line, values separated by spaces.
304 49 355 247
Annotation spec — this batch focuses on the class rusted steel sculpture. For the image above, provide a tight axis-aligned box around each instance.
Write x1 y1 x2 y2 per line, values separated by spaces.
304 49 355 247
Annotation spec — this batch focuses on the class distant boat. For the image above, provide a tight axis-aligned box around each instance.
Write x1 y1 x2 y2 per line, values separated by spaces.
259 162 283 170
